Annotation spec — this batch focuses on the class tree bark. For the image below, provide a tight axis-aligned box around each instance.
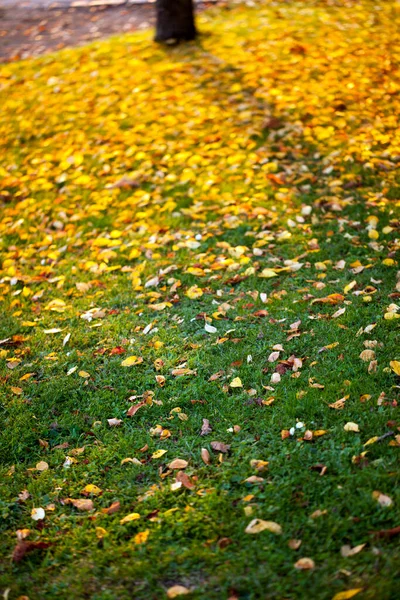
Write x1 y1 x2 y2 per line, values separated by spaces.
155 0 197 43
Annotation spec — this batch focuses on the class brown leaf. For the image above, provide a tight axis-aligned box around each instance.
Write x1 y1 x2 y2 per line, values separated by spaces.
69 499 94 511
201 448 211 464
175 471 195 489
102 501 120 515
12 540 51 563
294 557 315 570
127 401 146 417
200 418 212 436
370 525 400 538
211 441 231 453
168 459 188 470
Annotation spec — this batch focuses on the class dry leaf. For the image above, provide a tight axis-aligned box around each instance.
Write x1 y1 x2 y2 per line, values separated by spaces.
245 519 282 535
294 557 315 570
166 586 190 598
70 499 94 511
211 441 231 453
201 448 211 464
331 590 363 600
200 418 212 436
340 544 366 557
344 422 360 432
108 418 122 427
168 459 188 470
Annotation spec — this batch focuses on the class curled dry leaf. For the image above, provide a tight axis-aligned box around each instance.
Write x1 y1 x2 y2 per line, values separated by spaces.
245 519 282 535
340 543 366 557
200 418 212 436
294 557 315 570
176 470 195 490
329 395 349 410
108 418 122 427
288 539 302 550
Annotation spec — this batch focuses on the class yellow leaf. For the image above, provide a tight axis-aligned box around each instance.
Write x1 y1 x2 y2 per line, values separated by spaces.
133 530 149 545
152 449 167 459
11 386 23 395
390 360 400 376
259 268 278 278
185 285 203 299
121 356 143 367
294 557 315 570
343 280 357 294
344 422 359 432
36 461 49 472
78 370 90 378
230 377 243 388
82 484 102 496
120 512 141 524
331 590 363 600
364 436 379 446
95 527 108 538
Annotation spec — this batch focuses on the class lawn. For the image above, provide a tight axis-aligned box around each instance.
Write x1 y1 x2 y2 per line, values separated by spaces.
0 1 400 599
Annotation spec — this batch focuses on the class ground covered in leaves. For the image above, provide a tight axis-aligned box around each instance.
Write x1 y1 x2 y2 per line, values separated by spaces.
1 1 400 598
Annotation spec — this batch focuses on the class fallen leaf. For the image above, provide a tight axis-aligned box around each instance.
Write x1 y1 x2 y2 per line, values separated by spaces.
35 461 49 472
108 418 122 427
211 441 231 453
201 448 211 464
344 422 360 432
120 512 141 524
168 459 188 470
245 519 282 534
121 356 143 367
294 557 315 570
166 586 190 598
200 418 212 436
230 377 243 388
152 449 167 459
340 544 366 557
81 484 102 496
331 590 363 600
390 360 400 376
70 499 94 511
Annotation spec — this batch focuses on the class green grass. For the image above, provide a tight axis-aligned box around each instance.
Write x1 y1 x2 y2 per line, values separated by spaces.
0 1 400 598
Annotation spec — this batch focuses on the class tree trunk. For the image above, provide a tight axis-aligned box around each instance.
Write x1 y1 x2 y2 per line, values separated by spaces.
155 0 197 43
